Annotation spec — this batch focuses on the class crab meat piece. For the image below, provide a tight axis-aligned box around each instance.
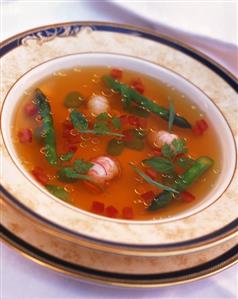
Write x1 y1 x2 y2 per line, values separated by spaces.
88 156 120 187
87 95 109 115
148 130 178 149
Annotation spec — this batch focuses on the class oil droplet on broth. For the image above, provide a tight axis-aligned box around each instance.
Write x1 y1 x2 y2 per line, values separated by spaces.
73 68 81 72
80 135 90 141
35 115 42 122
70 129 79 136
134 185 146 195
53 71 67 77
64 185 75 192
40 147 47 155
80 142 87 148
91 138 100 145
91 78 100 84
101 89 114 97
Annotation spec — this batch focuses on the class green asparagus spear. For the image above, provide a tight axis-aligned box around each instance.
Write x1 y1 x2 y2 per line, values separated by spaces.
103 75 191 129
35 89 58 166
148 156 214 211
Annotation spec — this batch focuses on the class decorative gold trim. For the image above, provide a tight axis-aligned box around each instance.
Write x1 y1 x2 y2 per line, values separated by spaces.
1 227 237 288
1 21 238 257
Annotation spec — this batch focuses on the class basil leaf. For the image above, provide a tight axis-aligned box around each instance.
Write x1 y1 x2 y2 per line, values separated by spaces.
111 116 121 130
172 138 188 155
107 139 124 156
130 165 179 193
70 110 88 130
46 184 69 201
73 159 93 174
177 157 195 169
161 143 174 159
125 137 144 151
94 121 110 134
57 167 92 182
96 112 110 121
143 157 174 174
64 92 84 108
168 98 175 132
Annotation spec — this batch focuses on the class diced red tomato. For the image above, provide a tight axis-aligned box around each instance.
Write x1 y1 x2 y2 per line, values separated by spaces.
137 118 147 129
122 207 134 219
31 166 48 185
122 129 133 142
110 68 123 79
141 190 155 201
64 144 78 152
24 102 38 117
128 115 139 126
180 191 195 202
197 119 208 131
18 128 32 143
152 148 161 156
192 124 203 136
105 205 118 218
145 168 158 180
120 115 129 127
91 201 105 214
66 134 82 144
62 120 74 131
131 78 144 94
193 119 208 136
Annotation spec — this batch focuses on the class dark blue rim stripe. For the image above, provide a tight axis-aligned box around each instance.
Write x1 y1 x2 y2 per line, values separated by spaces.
1 22 237 250
2 225 237 282
1 185 237 250
1 24 237 91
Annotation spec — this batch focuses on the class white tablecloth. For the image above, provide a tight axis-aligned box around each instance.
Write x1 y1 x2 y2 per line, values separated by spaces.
1 1 237 298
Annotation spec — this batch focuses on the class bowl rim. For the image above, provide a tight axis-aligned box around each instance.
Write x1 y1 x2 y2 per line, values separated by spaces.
1 51 236 225
0 21 237 254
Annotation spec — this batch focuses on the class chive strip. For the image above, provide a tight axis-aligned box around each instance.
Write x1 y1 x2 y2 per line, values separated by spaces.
168 98 175 132
130 164 179 193
79 129 124 137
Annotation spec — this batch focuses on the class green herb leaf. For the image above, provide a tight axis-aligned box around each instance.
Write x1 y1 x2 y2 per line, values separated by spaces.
59 151 74 162
172 138 188 155
107 139 124 156
177 157 195 169
96 112 110 121
130 165 179 193
46 184 69 201
161 143 174 159
125 137 144 151
79 129 124 137
111 116 121 130
143 157 174 174
94 121 110 134
73 159 93 174
57 167 93 182
148 191 173 211
64 92 84 108
168 98 175 132
70 110 88 130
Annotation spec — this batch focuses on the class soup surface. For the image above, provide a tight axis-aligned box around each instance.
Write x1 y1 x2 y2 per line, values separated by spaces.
13 66 220 220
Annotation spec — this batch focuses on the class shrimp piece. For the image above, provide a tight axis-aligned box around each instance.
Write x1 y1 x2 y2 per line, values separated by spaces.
87 95 109 115
148 130 178 149
86 156 121 191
